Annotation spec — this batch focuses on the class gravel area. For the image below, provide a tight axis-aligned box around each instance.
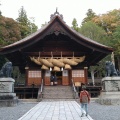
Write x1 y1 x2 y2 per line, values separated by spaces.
0 100 120 120
88 101 120 120
0 102 37 120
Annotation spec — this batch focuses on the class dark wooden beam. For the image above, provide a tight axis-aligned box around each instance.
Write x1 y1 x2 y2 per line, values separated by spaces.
24 51 87 57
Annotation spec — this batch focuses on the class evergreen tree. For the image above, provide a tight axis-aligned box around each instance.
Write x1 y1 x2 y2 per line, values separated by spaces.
112 26 120 70
71 18 79 32
82 9 96 25
16 6 38 38
79 21 110 83
0 2 2 16
79 21 108 45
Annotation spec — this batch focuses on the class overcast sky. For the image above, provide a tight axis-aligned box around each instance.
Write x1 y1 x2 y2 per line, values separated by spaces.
1 0 120 28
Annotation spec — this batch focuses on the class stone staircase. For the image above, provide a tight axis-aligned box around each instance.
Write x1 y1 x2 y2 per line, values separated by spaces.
42 86 74 100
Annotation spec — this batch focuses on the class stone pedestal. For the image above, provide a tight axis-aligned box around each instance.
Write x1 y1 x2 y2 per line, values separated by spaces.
0 78 18 107
96 77 120 105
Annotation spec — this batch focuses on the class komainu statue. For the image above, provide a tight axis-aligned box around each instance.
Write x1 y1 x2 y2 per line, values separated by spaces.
105 61 118 77
117 69 120 76
0 62 13 77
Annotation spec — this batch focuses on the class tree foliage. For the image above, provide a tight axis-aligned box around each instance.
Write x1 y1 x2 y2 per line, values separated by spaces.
71 18 79 31
92 9 120 35
112 26 120 55
82 9 96 25
0 6 38 69
0 16 21 46
76 9 116 80
79 21 111 78
16 6 38 38
73 9 120 70
0 55 6 68
79 21 109 45
112 26 120 69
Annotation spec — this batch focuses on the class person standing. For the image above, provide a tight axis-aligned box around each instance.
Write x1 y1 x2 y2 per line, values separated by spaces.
54 74 57 85
50 74 54 85
80 85 90 117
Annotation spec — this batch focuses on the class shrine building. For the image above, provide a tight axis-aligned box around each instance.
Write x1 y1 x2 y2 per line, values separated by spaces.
0 11 113 99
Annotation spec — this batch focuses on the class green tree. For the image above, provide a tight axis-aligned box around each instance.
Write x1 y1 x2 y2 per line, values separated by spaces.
16 6 38 38
82 9 96 25
112 26 120 70
0 2 2 16
71 18 79 32
79 21 108 45
0 55 6 68
89 55 111 85
79 21 111 83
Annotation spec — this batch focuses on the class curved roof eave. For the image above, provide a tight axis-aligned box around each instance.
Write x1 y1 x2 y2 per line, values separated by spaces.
58 18 113 52
0 15 113 53
0 20 52 50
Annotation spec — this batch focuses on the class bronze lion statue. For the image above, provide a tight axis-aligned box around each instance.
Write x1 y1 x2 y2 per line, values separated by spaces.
105 61 118 77
0 62 13 78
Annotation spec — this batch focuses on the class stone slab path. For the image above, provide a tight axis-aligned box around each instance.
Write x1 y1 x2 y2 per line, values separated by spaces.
18 101 93 120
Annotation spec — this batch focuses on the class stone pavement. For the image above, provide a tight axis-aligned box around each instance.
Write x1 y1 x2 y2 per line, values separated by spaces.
18 101 93 120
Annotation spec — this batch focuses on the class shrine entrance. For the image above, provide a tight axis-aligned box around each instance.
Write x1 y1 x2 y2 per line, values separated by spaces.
44 70 70 86
51 71 62 85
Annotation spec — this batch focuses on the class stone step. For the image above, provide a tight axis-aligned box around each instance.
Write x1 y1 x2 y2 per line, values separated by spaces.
43 86 74 99
43 93 74 99
43 89 72 93
42 99 76 101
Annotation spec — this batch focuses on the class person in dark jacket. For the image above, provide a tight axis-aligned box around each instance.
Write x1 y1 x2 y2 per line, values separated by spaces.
50 74 54 85
54 74 57 85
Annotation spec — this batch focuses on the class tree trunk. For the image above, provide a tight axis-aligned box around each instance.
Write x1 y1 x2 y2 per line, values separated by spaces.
117 56 120 70
91 70 95 86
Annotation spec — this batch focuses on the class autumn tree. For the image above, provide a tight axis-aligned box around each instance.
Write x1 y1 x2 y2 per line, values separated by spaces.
0 16 21 46
92 9 120 35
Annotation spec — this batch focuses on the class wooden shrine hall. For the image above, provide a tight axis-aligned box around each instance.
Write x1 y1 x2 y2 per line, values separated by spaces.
0 10 113 98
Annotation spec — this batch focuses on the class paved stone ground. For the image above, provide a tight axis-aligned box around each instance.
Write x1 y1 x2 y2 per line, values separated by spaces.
18 101 93 120
0 98 120 120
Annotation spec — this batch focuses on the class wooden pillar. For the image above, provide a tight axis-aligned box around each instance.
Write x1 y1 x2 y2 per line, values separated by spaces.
84 67 88 84
25 67 29 86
